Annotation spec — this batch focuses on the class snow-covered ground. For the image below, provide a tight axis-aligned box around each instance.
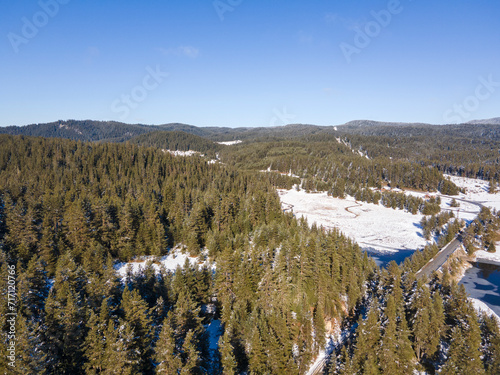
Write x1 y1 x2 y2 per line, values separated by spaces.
335 137 370 159
278 189 427 253
406 175 500 223
475 247 500 266
470 298 500 321
114 248 215 281
162 149 201 157
452 175 498 205
404 190 480 223
447 175 500 212
279 175 500 256
216 140 242 145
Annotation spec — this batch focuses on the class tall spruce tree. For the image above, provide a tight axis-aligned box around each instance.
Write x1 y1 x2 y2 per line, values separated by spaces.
155 318 182 374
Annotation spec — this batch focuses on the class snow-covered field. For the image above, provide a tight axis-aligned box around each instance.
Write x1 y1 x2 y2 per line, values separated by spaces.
114 248 215 281
404 174 500 223
278 189 428 253
279 175 500 256
447 175 500 212
404 189 480 223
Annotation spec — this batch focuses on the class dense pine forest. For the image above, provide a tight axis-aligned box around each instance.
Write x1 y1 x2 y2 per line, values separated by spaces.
1 124 499 374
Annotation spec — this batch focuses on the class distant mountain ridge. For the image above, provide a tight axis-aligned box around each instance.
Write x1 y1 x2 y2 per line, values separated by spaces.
341 120 433 128
0 120 232 143
1 117 500 143
467 117 500 125
0 120 153 142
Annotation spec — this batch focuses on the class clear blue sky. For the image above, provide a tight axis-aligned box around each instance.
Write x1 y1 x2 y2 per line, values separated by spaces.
1 0 499 127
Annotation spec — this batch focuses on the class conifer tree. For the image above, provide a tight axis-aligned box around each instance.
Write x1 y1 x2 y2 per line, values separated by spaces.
63 199 92 261
411 284 431 362
352 302 381 373
481 315 500 375
103 319 138 375
428 292 445 359
12 317 47 375
248 327 267 375
181 330 201 374
84 299 111 374
39 212 59 274
395 313 416 373
120 287 154 374
379 295 399 373
441 325 485 374
155 318 182 374
220 327 237 375
17 256 49 321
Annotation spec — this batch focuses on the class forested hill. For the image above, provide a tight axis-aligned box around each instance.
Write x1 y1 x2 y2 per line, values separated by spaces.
1 134 499 374
0 120 153 142
338 122 500 139
0 134 373 374
7 118 500 184
0 120 235 143
0 120 333 142
3 118 500 143
468 117 500 125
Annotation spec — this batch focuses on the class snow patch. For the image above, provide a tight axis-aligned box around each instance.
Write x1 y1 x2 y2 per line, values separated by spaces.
162 149 202 157
470 297 500 322
475 249 500 266
216 140 242 146
114 248 216 281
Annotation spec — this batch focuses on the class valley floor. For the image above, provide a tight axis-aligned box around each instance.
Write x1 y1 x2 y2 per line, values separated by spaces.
278 188 428 254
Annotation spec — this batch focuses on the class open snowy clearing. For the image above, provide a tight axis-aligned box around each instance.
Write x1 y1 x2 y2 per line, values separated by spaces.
406 174 500 224
278 175 500 257
447 174 500 212
114 247 215 281
278 189 428 253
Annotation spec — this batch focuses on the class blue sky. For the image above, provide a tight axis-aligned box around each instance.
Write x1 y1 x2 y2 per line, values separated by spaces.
1 0 499 127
